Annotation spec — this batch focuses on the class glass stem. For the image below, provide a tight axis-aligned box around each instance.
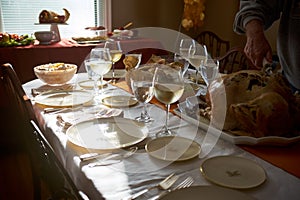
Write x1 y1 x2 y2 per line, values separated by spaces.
196 70 199 84
164 104 170 131
94 79 99 96
112 62 115 82
141 103 149 119
99 75 104 92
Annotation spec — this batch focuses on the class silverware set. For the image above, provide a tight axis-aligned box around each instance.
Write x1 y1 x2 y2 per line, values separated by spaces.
124 174 194 200
80 146 138 167
149 176 194 200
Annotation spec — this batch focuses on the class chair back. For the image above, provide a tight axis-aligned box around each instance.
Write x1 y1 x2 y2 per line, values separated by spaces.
217 47 256 74
195 31 230 58
0 63 87 200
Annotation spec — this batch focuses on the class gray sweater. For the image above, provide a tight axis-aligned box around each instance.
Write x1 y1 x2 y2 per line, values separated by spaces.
234 0 300 90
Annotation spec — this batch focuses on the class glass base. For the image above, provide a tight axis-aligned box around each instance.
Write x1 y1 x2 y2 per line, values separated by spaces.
155 126 175 138
135 116 153 123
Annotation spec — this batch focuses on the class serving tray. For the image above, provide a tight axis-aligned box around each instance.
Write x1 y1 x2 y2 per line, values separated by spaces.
174 108 300 146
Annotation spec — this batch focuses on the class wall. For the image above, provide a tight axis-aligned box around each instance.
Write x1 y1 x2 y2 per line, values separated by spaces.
111 0 183 30
111 0 278 52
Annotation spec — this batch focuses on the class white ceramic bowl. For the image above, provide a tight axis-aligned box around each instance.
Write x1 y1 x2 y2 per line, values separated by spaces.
34 63 77 85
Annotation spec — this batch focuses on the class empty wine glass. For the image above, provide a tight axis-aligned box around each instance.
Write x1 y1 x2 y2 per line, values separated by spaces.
104 40 122 83
124 53 142 70
154 65 184 137
174 53 189 79
188 44 208 84
84 48 112 100
179 39 196 60
200 58 219 92
130 64 155 123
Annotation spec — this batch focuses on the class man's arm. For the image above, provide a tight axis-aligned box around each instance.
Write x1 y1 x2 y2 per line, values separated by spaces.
244 19 273 68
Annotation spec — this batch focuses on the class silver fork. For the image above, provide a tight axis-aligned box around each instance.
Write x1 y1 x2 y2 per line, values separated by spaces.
125 173 179 200
148 176 194 200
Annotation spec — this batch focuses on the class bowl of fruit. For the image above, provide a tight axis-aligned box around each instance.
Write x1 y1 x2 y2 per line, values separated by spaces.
0 32 34 47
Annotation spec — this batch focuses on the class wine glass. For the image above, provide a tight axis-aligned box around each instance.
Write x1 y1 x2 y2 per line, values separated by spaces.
174 53 189 79
84 48 112 100
179 39 196 60
124 53 142 70
154 65 184 137
200 58 219 92
178 39 196 80
130 64 155 123
188 44 208 84
104 40 122 83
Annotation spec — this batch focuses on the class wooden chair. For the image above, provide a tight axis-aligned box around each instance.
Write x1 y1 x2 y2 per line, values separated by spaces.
194 31 230 58
0 63 87 200
217 47 256 74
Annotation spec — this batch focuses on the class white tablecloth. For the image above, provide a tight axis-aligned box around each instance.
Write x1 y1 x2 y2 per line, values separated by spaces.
23 73 300 200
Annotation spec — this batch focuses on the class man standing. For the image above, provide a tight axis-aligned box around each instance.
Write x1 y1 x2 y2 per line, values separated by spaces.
234 0 300 92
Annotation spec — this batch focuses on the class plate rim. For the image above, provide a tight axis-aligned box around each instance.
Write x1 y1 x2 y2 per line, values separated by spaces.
66 117 148 150
101 95 138 107
200 155 266 189
34 89 93 107
75 39 106 44
173 108 300 146
78 79 108 89
145 135 201 162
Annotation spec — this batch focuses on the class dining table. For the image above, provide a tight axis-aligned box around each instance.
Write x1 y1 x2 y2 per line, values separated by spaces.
22 72 300 200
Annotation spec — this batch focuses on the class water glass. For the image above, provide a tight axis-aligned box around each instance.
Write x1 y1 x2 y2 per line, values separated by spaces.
200 58 219 87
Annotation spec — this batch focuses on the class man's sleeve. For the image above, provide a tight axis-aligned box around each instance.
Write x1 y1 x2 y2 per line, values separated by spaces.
233 0 282 34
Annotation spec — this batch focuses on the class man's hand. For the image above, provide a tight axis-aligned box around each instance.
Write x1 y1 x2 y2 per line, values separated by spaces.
244 20 273 68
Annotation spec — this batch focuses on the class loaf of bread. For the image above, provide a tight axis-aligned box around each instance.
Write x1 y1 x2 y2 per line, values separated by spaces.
207 70 299 137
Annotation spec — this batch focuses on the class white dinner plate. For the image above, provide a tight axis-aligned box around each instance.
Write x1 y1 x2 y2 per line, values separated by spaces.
174 108 300 146
160 185 255 200
66 117 148 150
34 90 93 107
78 79 108 89
145 136 201 161
101 95 138 107
200 156 266 189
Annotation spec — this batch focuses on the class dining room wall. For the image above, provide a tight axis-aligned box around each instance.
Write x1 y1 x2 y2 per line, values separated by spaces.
111 0 183 31
111 0 278 53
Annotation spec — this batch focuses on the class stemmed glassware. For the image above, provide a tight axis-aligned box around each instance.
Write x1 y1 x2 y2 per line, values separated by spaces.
124 53 142 70
200 58 219 92
130 64 155 123
104 40 122 83
84 48 112 100
174 53 189 79
179 39 196 60
188 44 208 84
178 39 196 80
154 65 184 137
